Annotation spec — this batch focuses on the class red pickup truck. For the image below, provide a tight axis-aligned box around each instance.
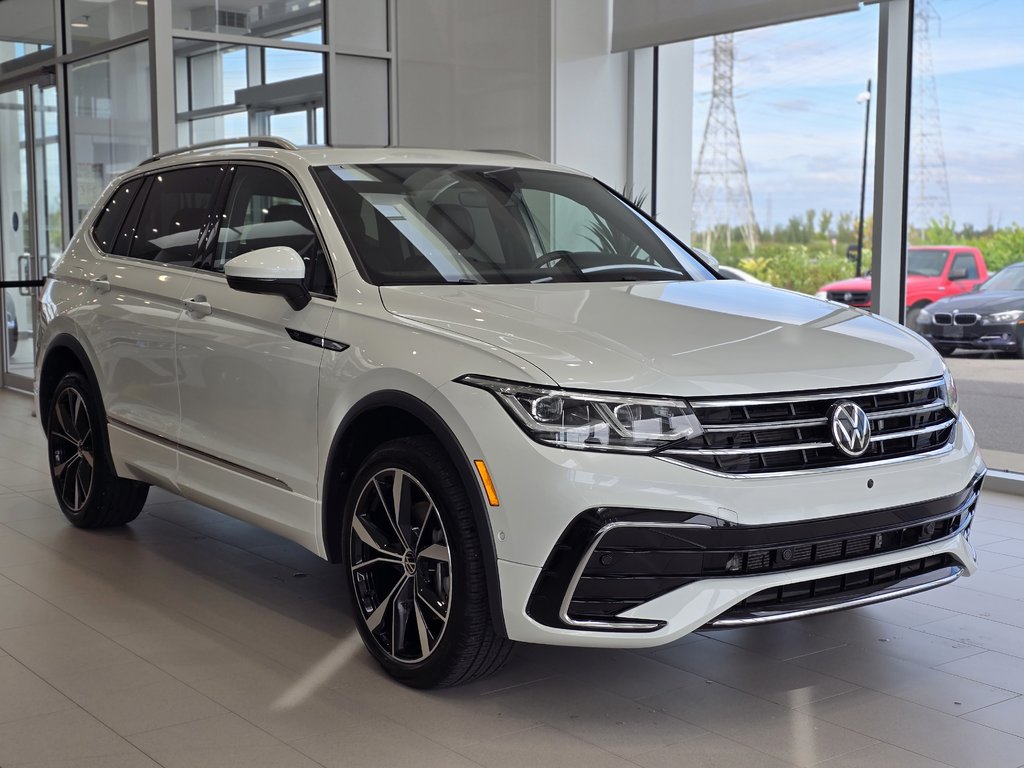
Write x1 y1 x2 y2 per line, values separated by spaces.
818 246 989 326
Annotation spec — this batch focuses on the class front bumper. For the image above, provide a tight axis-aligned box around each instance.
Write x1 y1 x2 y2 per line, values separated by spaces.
921 322 1020 351
431 381 985 648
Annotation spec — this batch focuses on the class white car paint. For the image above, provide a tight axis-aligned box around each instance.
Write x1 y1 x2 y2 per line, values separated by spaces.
36 145 983 651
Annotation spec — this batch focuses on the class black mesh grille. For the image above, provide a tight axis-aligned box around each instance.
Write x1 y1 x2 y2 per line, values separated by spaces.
828 290 870 304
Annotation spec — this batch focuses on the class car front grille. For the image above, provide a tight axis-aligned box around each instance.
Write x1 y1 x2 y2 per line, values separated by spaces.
525 474 982 631
934 312 979 326
659 378 956 476
828 290 870 304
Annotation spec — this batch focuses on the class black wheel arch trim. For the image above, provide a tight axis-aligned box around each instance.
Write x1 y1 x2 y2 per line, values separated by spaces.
322 389 507 638
38 333 117 471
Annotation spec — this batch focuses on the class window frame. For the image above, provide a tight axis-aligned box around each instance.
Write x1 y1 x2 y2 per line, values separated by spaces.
86 159 337 300
198 161 338 300
86 161 229 273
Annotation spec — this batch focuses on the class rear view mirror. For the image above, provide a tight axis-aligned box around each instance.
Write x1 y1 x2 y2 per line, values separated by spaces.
224 246 310 310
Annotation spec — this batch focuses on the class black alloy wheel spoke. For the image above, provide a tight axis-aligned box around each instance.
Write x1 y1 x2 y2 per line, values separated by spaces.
350 467 453 664
50 388 95 513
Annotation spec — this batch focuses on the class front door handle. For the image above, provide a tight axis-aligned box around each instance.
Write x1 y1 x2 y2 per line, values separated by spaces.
91 276 111 294
184 295 213 318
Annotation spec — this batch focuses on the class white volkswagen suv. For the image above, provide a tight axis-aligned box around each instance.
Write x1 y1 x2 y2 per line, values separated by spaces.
36 138 984 688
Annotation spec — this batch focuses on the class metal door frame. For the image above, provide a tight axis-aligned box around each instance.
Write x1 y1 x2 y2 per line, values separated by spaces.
0 72 57 392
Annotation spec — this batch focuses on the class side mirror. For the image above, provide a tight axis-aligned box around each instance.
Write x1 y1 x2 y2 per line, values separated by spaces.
691 246 720 270
225 246 310 311
949 268 968 281
971 282 982 292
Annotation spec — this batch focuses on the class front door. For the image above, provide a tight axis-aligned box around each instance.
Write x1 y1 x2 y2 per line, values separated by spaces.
0 80 61 390
174 163 334 549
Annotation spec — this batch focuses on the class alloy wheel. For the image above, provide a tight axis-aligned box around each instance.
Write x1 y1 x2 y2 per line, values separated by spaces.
349 468 453 663
49 387 95 512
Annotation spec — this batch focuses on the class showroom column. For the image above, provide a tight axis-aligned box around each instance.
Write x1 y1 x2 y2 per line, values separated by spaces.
870 0 914 323
148 0 175 153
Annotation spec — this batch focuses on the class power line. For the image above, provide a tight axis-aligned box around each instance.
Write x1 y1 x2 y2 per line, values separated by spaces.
692 34 759 253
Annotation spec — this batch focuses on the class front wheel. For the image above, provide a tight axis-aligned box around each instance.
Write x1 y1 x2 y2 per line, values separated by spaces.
343 436 513 688
46 371 149 527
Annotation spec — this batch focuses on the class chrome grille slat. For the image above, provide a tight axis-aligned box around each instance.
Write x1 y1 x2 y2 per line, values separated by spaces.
703 417 827 432
867 399 945 420
690 377 944 408
664 441 834 457
663 378 956 476
871 418 956 442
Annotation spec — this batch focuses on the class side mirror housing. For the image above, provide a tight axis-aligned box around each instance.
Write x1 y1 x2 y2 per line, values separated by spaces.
948 268 968 281
224 246 310 311
691 246 720 270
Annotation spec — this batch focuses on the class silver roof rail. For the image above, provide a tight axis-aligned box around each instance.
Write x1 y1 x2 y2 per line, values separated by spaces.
140 136 298 165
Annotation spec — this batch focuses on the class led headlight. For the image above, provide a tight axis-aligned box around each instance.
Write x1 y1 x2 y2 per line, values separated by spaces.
917 307 932 324
458 375 703 453
941 366 959 417
981 309 1024 324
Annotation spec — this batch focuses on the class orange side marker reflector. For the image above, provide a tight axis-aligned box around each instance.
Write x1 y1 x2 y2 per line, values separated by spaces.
474 460 500 506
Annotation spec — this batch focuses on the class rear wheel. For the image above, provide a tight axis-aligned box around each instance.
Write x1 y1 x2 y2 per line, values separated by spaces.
46 372 149 528
343 436 513 688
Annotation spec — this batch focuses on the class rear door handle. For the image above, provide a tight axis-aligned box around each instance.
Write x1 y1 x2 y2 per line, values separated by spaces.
184 295 213 318
91 276 110 294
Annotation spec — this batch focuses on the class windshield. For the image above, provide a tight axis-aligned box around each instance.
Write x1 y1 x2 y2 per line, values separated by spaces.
906 248 949 277
314 164 714 285
981 266 1024 291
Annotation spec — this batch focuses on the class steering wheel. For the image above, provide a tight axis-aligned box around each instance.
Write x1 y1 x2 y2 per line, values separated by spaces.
531 249 574 270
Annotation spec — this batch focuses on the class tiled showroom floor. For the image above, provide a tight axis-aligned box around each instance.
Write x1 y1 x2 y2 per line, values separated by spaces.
1 388 1023 768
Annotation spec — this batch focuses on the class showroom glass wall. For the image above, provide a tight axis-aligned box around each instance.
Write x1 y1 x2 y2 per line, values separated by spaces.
0 0 393 391
906 0 1024 477
634 0 1024 480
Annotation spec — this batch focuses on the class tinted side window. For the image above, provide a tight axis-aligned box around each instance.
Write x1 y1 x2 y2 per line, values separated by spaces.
213 165 334 295
92 178 143 254
128 166 224 265
951 253 978 280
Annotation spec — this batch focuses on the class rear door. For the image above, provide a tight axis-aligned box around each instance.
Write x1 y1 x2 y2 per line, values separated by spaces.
173 163 334 548
85 165 225 476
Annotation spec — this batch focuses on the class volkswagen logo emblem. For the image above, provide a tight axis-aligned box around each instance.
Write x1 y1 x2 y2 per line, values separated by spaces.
829 400 872 457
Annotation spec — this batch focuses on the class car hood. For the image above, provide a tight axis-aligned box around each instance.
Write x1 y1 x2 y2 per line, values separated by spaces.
928 291 1024 314
380 281 943 397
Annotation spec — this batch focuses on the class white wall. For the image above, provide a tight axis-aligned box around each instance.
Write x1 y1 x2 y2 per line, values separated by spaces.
552 0 629 190
394 0 553 158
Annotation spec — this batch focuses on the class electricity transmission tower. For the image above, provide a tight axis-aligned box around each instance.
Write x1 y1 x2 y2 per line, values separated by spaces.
909 0 952 230
692 34 758 253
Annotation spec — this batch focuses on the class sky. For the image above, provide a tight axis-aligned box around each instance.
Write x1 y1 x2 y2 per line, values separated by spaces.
689 0 1024 233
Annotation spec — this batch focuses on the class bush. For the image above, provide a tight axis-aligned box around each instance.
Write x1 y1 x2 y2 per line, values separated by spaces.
739 245 859 295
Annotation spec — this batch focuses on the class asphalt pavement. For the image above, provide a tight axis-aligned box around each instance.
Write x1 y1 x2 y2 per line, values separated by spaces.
945 353 1024 470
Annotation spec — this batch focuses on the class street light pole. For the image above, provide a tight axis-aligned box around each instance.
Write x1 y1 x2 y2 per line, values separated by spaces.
856 79 872 277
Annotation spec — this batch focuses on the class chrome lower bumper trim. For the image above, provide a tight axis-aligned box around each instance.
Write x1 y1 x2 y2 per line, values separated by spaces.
706 566 964 628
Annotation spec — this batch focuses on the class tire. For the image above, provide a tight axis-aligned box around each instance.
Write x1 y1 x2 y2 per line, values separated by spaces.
1015 329 1024 360
46 371 149 528
934 344 956 357
343 436 513 688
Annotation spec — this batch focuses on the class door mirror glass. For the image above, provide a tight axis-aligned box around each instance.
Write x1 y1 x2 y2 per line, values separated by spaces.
949 268 968 281
224 246 310 310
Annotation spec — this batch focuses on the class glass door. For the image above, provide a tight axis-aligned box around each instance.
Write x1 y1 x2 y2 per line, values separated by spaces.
0 80 62 390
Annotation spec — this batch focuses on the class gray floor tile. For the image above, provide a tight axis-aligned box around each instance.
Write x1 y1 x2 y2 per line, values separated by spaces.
631 731 797 768
937 650 1024 694
804 687 1024 768
961 695 1024 738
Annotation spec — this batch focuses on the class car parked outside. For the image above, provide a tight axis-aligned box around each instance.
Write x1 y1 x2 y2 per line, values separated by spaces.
35 138 984 687
916 262 1024 358
817 246 988 327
